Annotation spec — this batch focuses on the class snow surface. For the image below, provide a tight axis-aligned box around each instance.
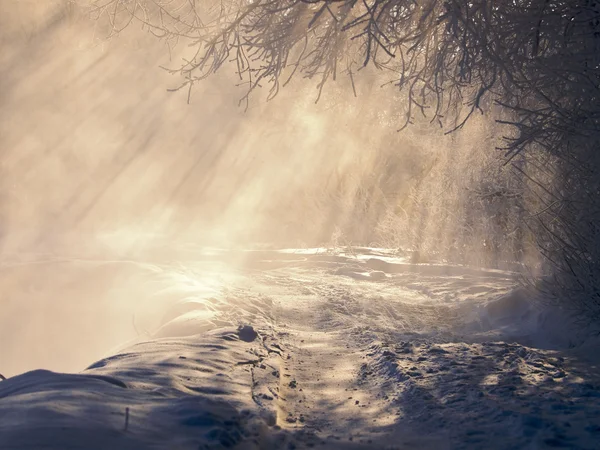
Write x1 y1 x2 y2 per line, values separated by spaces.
1 247 599 449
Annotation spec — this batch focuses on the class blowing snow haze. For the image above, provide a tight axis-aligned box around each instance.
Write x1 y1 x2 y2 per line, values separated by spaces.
2 2 600 449
0 1 533 253
0 1 530 375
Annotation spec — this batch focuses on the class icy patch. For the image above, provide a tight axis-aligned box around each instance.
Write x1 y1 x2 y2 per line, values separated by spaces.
333 267 389 281
277 247 329 255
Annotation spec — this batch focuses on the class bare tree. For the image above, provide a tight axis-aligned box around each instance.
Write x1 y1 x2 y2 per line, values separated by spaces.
92 0 600 326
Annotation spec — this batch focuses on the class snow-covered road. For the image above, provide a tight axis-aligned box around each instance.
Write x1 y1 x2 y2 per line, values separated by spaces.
1 248 599 449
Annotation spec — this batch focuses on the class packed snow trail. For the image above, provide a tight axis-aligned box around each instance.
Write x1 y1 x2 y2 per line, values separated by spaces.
1 248 600 449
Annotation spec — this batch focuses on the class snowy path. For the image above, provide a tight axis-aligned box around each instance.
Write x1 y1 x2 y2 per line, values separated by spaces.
247 259 600 449
1 248 600 449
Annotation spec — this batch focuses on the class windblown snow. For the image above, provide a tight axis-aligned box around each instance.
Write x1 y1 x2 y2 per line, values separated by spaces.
1 246 599 449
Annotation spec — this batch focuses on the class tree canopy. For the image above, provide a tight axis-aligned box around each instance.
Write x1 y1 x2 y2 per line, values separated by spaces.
94 0 600 327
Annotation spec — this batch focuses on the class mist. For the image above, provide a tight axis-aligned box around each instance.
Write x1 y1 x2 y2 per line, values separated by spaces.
0 1 534 376
4 2 600 449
